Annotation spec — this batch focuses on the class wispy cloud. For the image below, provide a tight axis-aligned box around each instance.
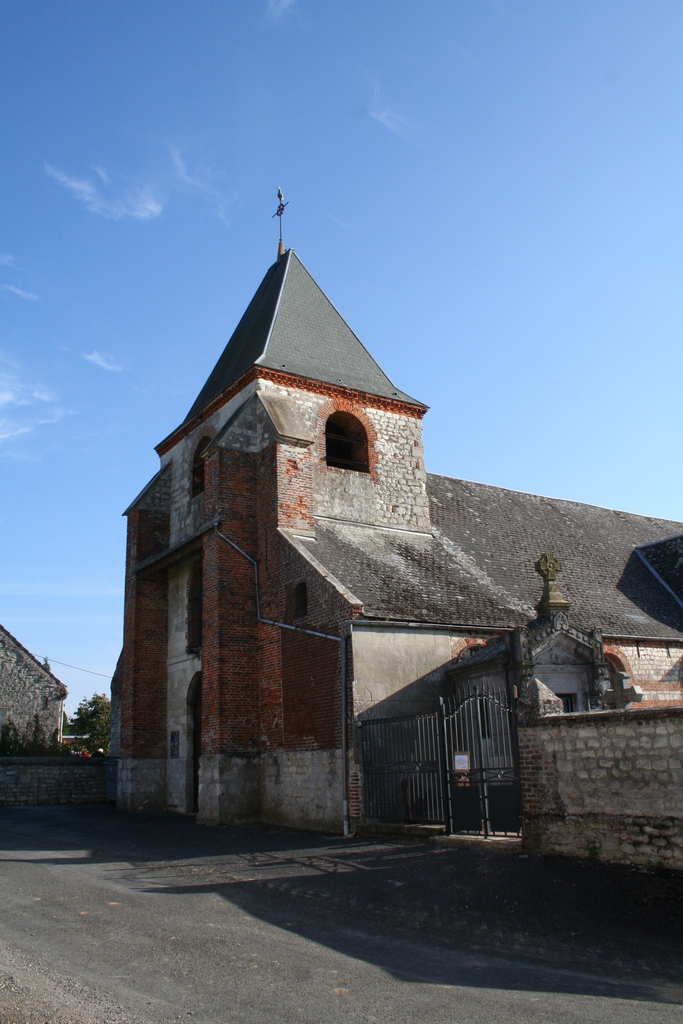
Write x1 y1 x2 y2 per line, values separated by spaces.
2 284 38 301
369 85 414 142
267 0 296 19
0 365 63 444
45 163 162 221
81 350 123 372
323 211 359 232
0 255 14 266
169 146 232 223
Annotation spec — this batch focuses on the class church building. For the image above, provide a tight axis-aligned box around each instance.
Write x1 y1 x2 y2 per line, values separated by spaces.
114 247 683 832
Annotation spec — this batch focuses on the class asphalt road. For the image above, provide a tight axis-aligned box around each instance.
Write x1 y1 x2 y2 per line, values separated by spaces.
0 806 682 1024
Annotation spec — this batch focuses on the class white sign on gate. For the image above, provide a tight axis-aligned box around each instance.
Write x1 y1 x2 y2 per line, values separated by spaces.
453 752 470 771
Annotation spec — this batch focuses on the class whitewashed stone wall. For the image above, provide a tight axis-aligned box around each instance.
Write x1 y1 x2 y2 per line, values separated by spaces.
352 625 470 719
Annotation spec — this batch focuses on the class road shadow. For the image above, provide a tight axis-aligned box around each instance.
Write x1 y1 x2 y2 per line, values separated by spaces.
1 805 682 1003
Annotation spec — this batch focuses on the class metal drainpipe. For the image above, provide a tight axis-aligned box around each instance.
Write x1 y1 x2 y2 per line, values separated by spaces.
213 524 351 837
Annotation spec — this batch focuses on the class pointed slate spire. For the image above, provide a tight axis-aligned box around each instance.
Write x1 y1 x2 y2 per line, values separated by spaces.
185 250 423 422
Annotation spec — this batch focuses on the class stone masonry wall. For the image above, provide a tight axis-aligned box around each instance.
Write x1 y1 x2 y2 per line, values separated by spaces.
0 757 106 806
260 748 343 831
0 626 66 742
520 706 683 869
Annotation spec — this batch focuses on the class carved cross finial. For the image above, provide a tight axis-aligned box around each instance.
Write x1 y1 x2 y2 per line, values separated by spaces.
536 552 562 582
534 551 571 622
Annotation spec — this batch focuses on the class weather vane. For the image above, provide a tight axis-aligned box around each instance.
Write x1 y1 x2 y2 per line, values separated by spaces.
272 186 288 258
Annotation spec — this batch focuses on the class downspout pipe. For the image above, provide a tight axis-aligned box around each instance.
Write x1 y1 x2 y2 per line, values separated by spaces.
213 524 351 836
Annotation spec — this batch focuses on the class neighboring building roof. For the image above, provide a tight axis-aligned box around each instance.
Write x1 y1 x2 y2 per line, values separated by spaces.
300 475 683 638
185 249 423 421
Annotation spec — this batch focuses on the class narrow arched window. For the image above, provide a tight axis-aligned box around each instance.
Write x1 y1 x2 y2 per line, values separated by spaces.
191 436 211 497
294 581 308 618
325 413 369 472
186 561 203 654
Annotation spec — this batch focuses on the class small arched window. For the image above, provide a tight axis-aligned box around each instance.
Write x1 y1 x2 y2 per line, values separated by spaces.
294 581 308 618
325 413 369 472
186 561 203 654
191 436 211 497
605 652 627 687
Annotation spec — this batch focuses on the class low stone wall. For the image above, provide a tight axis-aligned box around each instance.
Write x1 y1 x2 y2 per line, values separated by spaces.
116 757 166 812
0 757 107 806
117 749 345 829
519 706 683 869
261 748 343 831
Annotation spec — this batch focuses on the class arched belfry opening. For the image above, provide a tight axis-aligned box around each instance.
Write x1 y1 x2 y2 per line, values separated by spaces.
191 436 212 497
187 672 202 814
325 412 369 472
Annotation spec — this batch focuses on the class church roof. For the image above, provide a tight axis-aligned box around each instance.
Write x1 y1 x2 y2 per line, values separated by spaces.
185 249 422 421
295 475 683 639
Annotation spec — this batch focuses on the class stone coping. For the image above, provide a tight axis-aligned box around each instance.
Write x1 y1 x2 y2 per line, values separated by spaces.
522 704 683 729
0 756 106 765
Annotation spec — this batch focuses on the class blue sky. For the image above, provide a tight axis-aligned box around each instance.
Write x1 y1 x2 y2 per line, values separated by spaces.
2 1 683 713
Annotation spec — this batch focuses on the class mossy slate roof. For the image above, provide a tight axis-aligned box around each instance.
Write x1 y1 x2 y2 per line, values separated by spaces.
186 250 422 421
302 475 683 638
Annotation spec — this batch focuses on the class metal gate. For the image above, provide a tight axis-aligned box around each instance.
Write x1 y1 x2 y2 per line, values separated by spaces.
360 712 443 824
442 681 521 836
360 682 520 836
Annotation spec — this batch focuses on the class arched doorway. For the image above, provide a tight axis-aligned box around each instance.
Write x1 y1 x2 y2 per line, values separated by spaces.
187 673 202 813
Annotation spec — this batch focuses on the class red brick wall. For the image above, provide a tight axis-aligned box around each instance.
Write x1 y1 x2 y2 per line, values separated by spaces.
120 508 169 758
201 447 260 755
281 630 340 749
517 726 563 818
275 442 315 532
122 387 360 772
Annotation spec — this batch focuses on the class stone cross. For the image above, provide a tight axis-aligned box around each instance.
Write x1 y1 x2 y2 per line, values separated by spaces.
534 551 571 621
536 552 562 581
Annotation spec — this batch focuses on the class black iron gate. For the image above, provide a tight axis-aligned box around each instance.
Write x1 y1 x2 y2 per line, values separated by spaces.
442 681 521 836
361 713 443 824
360 682 521 836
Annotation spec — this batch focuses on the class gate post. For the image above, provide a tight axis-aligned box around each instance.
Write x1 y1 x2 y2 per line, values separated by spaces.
438 698 452 835
473 685 489 838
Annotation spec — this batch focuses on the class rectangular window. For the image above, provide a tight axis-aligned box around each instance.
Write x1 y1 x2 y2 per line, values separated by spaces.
170 731 179 758
294 581 308 618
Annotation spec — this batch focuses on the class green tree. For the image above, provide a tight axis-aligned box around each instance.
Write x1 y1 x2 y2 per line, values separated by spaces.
69 693 111 753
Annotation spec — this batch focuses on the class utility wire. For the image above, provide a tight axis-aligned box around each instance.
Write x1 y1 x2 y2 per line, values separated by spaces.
45 658 111 679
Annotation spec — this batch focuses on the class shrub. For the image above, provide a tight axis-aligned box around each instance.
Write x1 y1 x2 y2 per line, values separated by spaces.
0 715 63 756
